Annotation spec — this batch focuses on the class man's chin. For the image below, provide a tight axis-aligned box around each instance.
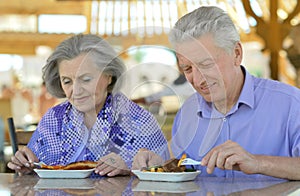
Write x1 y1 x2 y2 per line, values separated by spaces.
198 92 213 102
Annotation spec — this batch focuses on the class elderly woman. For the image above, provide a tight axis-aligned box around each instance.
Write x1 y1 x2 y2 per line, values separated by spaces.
7 34 169 176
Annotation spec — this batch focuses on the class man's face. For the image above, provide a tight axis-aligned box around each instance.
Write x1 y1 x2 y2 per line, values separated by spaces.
176 34 242 104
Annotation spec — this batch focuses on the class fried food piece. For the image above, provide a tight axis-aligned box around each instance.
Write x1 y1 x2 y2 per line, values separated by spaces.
40 164 64 170
40 161 98 170
63 161 98 170
177 154 187 167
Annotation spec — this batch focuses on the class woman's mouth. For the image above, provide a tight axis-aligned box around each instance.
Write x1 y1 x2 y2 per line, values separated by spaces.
73 96 89 103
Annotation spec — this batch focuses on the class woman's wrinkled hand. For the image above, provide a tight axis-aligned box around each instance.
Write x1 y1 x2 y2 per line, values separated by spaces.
8 174 38 196
7 146 39 175
132 148 164 170
94 152 130 177
94 176 130 195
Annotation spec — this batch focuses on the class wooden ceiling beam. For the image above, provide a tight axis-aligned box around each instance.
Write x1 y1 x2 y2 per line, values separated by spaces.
0 0 90 15
106 34 171 50
0 33 74 55
0 32 171 55
0 7 88 15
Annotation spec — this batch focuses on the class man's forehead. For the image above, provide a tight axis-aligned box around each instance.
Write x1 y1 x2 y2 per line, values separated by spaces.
175 40 212 61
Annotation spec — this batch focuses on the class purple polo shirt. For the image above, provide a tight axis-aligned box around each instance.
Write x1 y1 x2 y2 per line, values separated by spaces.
171 66 300 178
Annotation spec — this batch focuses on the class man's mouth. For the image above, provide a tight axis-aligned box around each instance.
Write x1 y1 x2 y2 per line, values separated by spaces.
195 82 218 96
200 82 215 91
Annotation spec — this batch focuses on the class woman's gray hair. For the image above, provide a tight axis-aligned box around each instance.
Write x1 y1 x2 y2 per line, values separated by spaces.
42 34 126 98
169 6 240 54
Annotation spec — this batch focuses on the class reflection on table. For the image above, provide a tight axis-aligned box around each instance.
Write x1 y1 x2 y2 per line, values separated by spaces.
1 173 300 196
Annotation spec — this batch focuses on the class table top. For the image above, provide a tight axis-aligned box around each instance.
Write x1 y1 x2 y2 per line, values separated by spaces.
1 172 300 195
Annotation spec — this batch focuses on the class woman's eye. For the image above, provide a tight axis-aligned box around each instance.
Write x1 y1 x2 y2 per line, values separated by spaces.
62 79 71 85
82 76 92 82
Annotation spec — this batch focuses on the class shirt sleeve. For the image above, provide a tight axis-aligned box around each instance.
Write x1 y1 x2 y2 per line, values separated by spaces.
290 105 300 157
26 103 65 165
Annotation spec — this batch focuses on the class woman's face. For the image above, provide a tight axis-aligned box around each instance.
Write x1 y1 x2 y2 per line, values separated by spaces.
59 54 112 115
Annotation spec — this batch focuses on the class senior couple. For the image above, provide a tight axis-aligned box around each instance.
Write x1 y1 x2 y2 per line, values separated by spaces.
8 6 300 180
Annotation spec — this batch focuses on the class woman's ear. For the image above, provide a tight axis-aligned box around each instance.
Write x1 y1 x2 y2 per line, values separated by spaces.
108 75 112 84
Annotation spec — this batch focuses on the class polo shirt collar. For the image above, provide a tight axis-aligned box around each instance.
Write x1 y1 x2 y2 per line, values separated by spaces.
198 66 254 118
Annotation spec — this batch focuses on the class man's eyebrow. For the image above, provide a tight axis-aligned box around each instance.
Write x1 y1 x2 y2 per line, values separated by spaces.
179 64 190 69
179 57 212 67
195 57 215 64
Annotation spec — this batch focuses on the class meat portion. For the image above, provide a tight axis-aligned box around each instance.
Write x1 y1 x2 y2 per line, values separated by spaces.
63 161 98 170
40 164 64 170
162 158 186 172
40 161 98 170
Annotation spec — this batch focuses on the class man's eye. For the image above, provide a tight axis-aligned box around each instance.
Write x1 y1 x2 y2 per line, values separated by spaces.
183 67 192 73
197 62 215 69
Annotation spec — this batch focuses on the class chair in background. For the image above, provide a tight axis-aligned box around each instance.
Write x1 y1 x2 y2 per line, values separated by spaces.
0 98 13 143
0 117 4 161
7 117 18 155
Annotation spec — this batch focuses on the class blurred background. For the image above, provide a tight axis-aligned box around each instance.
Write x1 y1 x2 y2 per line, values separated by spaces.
1 1 300 170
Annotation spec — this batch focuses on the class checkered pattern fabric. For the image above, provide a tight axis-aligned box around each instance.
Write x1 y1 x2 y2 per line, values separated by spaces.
27 93 169 168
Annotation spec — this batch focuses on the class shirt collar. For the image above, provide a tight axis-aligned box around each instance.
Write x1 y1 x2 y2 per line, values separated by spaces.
198 66 254 118
236 65 254 109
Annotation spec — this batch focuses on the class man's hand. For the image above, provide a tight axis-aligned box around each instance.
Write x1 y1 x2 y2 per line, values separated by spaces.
201 140 259 174
132 148 164 170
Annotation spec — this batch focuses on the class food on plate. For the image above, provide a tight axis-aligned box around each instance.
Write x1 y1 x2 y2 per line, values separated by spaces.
63 189 96 195
39 164 64 170
177 153 187 167
162 158 186 172
63 161 98 170
142 154 189 172
40 161 98 170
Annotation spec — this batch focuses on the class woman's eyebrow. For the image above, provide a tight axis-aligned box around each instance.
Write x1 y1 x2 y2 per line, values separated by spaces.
60 75 69 80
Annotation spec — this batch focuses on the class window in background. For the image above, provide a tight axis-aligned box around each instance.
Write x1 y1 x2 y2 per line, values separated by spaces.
0 55 23 72
0 15 36 32
38 14 87 34
121 46 178 99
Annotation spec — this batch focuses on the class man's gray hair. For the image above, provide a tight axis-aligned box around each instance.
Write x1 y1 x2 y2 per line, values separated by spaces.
169 6 240 54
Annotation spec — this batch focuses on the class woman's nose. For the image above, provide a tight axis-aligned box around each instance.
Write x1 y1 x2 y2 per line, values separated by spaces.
72 81 82 95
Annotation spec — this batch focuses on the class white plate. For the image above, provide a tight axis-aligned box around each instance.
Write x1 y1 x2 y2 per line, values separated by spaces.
34 178 95 189
132 170 200 182
133 180 200 193
34 168 95 179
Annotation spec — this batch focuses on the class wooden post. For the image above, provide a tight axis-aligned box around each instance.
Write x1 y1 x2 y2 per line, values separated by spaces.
241 0 300 80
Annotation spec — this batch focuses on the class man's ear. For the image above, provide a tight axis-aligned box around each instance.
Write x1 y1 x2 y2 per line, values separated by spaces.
234 42 243 66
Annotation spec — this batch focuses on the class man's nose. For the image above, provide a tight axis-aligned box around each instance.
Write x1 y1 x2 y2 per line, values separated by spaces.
192 66 205 84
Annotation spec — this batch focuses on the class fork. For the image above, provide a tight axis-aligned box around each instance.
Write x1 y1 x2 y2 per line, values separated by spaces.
32 161 47 168
180 158 202 166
